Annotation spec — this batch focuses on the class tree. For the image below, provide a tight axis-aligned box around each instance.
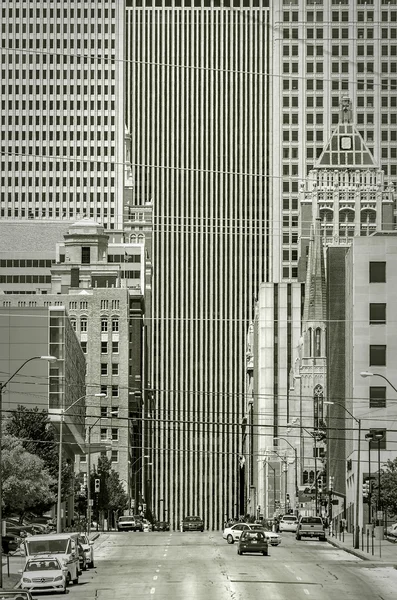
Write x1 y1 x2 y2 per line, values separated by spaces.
92 456 128 527
373 458 397 517
1 434 55 515
5 405 75 503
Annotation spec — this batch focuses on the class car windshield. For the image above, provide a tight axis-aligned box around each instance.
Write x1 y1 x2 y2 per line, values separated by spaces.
119 516 134 522
78 535 88 544
26 559 60 571
282 516 297 522
185 516 201 522
26 539 69 554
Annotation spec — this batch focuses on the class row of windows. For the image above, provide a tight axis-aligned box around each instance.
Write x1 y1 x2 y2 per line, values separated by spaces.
100 427 119 441
1 99 116 111
1 161 115 174
2 8 116 19
68 300 120 310
1 115 115 127
1 177 115 187
2 86 115 98
2 23 115 35
0 208 114 220
101 363 119 376
0 37 115 51
0 275 51 283
80 449 119 464
80 340 120 354
282 11 396 24
283 27 397 40
71 317 119 333
0 259 53 267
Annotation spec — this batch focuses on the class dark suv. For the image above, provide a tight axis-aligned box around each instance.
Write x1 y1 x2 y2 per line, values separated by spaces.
181 516 204 532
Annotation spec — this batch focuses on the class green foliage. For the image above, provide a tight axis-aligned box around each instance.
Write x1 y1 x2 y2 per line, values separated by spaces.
5 405 75 500
92 455 128 515
373 458 397 517
1 434 55 515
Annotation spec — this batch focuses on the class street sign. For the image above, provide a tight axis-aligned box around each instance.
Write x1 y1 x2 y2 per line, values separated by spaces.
377 510 384 519
131 499 135 508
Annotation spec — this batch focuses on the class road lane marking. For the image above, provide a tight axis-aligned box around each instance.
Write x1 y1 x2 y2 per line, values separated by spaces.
150 587 155 594
156 569 160 573
153 576 158 581
297 576 302 581
303 589 310 595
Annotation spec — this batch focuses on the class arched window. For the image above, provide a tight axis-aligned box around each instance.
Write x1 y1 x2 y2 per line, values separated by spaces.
101 318 108 333
80 316 87 332
313 384 324 430
315 327 321 357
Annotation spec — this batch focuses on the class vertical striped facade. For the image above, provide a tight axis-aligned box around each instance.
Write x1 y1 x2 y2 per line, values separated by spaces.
126 3 270 529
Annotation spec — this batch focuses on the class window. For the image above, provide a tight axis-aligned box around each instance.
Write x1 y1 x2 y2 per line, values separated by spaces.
80 341 87 354
112 385 119 397
81 247 90 264
101 341 108 354
100 406 107 418
111 450 118 463
101 363 108 376
369 303 386 325
369 345 386 366
112 363 119 376
80 455 87 463
369 262 386 283
369 387 386 409
100 428 107 440
112 341 119 353
111 406 119 417
80 317 87 332
112 318 119 332
101 318 108 332
100 384 107 395
111 428 118 441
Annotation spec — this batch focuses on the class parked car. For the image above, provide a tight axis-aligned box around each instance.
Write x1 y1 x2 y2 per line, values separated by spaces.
237 529 269 556
77 533 95 568
117 515 142 532
24 532 80 585
386 522 397 540
153 521 170 531
279 514 299 532
2 532 21 554
20 555 67 595
0 591 34 600
142 519 152 532
77 541 87 574
181 516 204 532
296 516 326 541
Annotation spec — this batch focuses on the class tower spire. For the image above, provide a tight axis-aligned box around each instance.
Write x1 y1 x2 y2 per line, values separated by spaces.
303 217 327 324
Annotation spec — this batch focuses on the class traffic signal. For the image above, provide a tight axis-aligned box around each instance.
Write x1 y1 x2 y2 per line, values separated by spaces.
94 478 100 493
362 480 370 502
286 494 290 502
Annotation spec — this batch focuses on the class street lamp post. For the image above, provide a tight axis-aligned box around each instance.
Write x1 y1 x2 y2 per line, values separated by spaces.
57 393 106 534
274 437 299 506
324 401 361 550
0 355 56 588
373 431 384 525
365 432 373 525
85 396 108 537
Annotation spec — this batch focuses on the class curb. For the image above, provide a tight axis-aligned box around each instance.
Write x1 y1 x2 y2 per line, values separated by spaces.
327 537 373 561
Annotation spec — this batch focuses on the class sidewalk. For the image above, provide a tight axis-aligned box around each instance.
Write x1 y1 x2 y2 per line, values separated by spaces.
327 530 397 564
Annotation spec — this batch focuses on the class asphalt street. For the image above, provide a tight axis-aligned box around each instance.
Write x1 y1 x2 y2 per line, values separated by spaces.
19 530 397 600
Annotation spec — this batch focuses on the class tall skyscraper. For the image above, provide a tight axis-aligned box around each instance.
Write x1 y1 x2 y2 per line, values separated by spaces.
271 0 397 281
0 0 126 229
126 2 270 529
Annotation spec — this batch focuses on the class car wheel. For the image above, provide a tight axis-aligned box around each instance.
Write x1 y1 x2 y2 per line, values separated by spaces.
263 551 268 556
72 575 79 585
296 535 301 541
90 560 95 569
237 549 241 555
227 534 234 544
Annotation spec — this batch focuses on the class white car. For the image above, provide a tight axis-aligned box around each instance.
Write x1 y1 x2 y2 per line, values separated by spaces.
279 514 299 532
78 533 95 568
223 523 250 544
386 523 397 540
262 529 282 546
20 555 67 594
